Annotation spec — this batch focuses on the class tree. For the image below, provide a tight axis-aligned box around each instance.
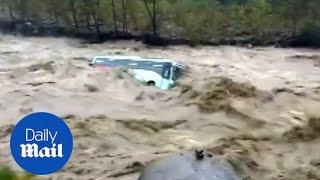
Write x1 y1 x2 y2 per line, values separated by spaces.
245 0 272 35
121 0 128 32
68 0 79 28
91 0 102 40
173 0 219 42
111 0 118 33
307 0 320 24
0 0 318 45
142 0 158 36
1 0 15 20
278 0 309 36
44 0 63 24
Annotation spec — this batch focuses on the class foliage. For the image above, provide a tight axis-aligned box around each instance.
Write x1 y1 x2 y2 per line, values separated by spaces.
302 22 320 46
0 167 34 180
0 0 319 44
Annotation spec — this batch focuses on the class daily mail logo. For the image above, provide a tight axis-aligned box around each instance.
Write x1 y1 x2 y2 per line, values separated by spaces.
10 112 73 175
20 129 63 158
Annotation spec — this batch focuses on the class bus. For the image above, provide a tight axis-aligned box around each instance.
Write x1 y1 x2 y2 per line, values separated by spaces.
89 56 184 90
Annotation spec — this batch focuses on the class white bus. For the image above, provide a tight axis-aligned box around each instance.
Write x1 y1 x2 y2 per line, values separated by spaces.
89 56 184 90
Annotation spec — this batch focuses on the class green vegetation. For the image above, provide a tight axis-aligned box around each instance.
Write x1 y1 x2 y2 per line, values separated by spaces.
0 0 319 44
0 167 34 180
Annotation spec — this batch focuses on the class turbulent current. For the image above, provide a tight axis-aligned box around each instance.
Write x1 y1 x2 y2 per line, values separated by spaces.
0 36 320 180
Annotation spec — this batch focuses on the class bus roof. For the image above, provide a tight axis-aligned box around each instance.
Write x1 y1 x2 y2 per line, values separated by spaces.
94 55 175 64
93 56 186 69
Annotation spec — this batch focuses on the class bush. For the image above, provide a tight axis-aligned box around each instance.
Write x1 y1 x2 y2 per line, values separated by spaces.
0 167 34 180
301 23 320 46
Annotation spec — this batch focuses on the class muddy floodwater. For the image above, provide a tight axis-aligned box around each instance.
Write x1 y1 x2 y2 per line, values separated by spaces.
0 36 320 180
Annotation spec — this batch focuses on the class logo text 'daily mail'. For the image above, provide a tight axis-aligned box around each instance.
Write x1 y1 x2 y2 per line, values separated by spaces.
20 129 63 158
10 112 73 175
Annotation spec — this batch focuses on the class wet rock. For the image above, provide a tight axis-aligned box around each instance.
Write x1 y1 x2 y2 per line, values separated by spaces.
139 150 239 180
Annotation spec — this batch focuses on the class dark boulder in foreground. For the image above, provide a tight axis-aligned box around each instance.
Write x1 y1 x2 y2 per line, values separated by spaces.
139 150 239 180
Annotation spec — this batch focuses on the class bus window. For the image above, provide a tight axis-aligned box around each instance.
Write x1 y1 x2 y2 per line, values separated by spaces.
162 66 171 79
151 65 163 77
172 66 181 80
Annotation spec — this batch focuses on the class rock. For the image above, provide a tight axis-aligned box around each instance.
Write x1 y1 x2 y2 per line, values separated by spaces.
139 150 239 180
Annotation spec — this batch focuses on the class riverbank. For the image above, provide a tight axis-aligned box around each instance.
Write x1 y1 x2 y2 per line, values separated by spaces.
0 19 318 47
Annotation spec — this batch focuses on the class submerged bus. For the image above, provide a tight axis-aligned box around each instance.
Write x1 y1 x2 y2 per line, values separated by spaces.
89 56 184 90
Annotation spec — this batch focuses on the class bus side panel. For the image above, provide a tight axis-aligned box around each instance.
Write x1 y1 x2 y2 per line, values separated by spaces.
129 69 164 88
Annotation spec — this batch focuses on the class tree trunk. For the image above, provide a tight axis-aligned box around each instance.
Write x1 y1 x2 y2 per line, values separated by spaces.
8 1 14 20
53 9 58 24
111 0 118 34
152 0 157 36
72 11 79 28
92 0 101 41
143 0 158 37
86 15 91 30
121 0 127 32
92 14 101 40
70 0 79 28
292 22 297 37
291 14 298 37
